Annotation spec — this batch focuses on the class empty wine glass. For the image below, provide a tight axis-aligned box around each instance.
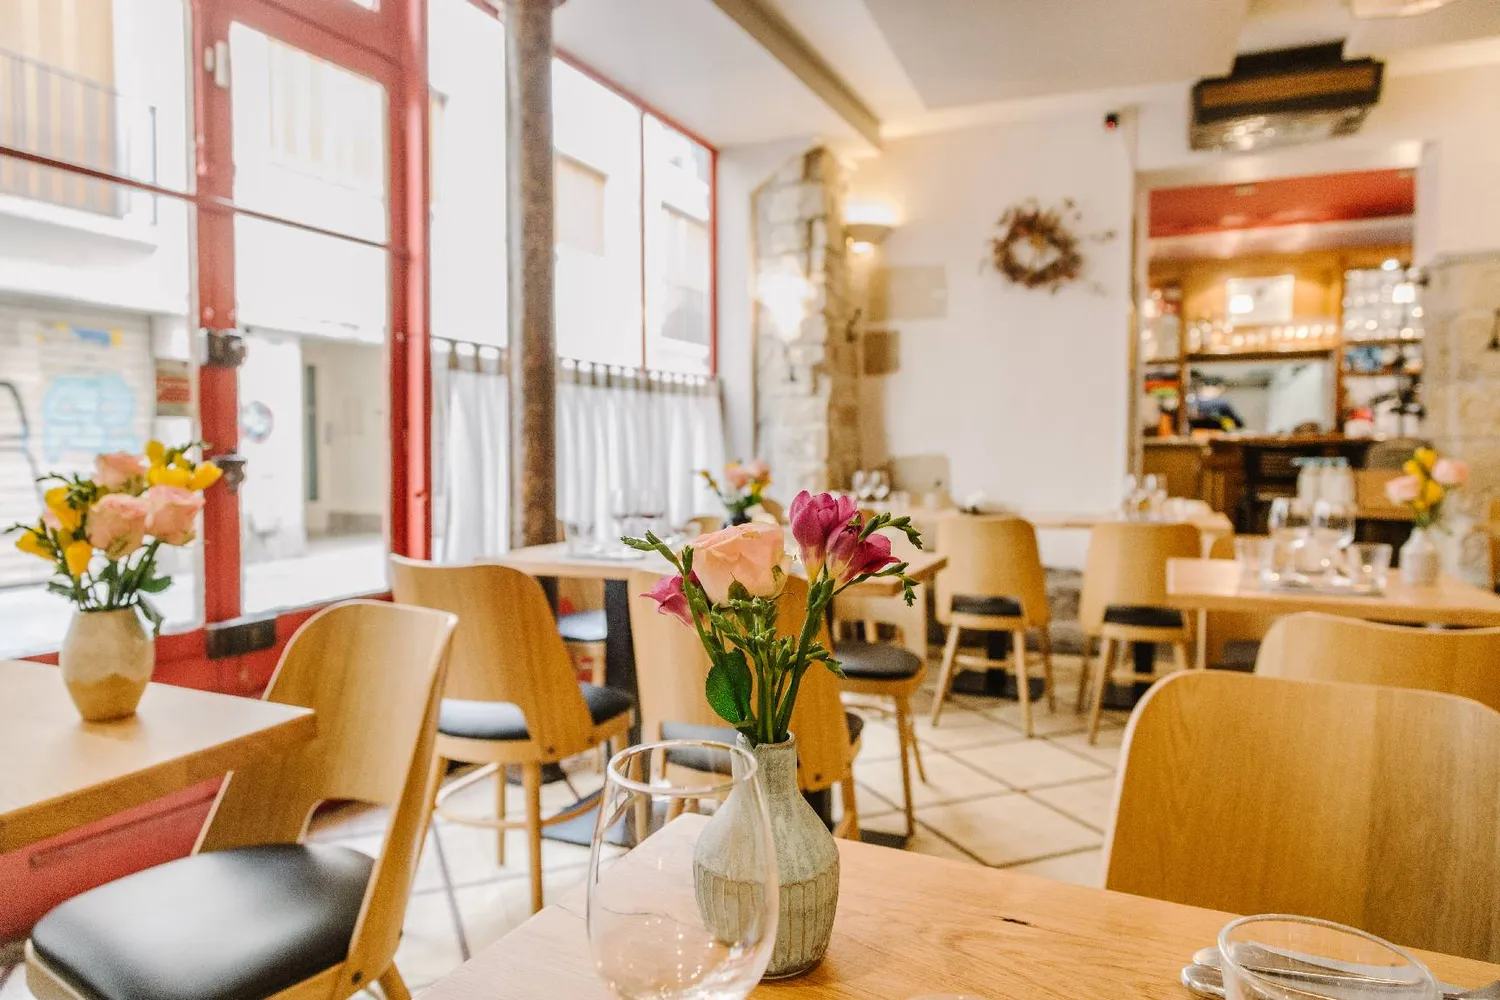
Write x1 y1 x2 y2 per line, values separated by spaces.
588 741 778 1000
852 470 875 503
871 470 891 503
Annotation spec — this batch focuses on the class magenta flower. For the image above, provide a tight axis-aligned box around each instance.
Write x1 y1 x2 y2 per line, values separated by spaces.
643 573 695 628
788 490 859 578
824 524 897 588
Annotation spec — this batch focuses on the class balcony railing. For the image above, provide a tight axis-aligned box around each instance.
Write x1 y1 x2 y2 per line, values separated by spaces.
0 47 157 219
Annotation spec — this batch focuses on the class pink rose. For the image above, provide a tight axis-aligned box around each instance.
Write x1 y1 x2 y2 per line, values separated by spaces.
723 463 753 491
1385 474 1422 505
87 493 149 559
788 490 859 578
689 522 789 604
1433 459 1469 488
825 523 898 588
94 452 146 491
144 485 205 545
743 460 770 482
643 573 695 628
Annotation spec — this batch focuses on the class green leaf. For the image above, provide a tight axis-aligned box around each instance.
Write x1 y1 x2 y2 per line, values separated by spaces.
137 574 173 594
820 655 847 679
619 536 658 552
137 596 165 636
705 663 749 727
717 648 754 717
726 579 750 603
46 580 75 598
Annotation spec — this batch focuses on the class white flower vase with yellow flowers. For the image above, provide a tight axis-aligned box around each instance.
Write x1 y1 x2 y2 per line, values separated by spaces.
6 442 221 721
1384 446 1469 588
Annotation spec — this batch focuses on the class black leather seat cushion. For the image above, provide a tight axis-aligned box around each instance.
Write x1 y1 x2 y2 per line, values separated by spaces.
31 844 372 1000
439 683 633 741
661 714 866 774
951 594 1024 618
1218 640 1261 672
1102 605 1184 629
836 641 923 680
558 609 607 643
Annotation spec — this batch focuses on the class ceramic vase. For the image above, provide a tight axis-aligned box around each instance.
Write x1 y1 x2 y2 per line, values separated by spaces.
1399 527 1442 587
693 734 839 979
59 607 154 721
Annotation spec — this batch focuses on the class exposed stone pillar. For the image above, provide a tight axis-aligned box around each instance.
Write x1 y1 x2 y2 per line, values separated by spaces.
505 0 559 548
753 147 860 497
1422 252 1500 505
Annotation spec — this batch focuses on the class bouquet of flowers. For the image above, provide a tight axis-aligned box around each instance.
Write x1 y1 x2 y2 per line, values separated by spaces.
699 460 772 524
1385 446 1468 530
7 441 222 633
628 490 920 746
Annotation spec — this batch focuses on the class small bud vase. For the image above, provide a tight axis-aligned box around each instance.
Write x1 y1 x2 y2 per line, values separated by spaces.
1399 527 1442 588
59 607 154 721
693 734 839 979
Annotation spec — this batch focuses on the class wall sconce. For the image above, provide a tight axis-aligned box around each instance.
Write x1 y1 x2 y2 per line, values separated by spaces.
846 221 894 256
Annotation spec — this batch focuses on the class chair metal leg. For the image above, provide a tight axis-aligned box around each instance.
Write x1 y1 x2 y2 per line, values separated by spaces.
1040 629 1057 713
523 762 544 913
377 966 414 1000
1013 629 1034 738
931 624 962 726
1076 636 1094 715
495 765 508 866
1088 638 1113 745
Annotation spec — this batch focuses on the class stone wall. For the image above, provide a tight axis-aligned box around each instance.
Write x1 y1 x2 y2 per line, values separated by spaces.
752 147 860 498
1422 251 1500 505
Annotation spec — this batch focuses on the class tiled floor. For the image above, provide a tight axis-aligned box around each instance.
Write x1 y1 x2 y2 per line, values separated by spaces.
0 653 1127 998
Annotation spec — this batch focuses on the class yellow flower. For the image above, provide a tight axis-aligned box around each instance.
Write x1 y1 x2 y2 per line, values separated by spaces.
148 464 191 488
1422 478 1445 506
44 487 82 532
64 540 93 578
172 453 192 471
1413 447 1438 472
15 530 52 561
188 462 223 491
145 439 166 466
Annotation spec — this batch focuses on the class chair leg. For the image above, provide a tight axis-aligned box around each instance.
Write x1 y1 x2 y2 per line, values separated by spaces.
377 966 413 1000
838 775 861 841
1172 640 1190 674
896 694 927 783
1013 629 1034 738
896 707 917 838
1088 638 1113 745
494 765 508 867
523 761 544 913
1076 636 1094 715
931 624 962 726
1040 629 1056 713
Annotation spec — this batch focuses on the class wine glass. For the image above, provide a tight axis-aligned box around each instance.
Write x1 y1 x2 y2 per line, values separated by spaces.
852 470 875 503
1121 474 1141 520
588 741 778 1000
871 470 891 503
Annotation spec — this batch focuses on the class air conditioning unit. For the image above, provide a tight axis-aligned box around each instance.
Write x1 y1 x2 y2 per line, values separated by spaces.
1191 44 1384 152
1347 0 1460 17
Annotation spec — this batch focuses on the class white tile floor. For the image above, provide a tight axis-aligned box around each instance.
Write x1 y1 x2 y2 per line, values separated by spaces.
0 654 1128 998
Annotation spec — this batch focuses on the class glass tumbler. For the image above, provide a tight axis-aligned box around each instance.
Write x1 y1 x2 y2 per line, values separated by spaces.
1345 543 1393 591
1219 915 1438 1000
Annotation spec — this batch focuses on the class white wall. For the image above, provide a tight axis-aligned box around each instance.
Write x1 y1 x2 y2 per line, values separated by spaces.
847 113 1135 566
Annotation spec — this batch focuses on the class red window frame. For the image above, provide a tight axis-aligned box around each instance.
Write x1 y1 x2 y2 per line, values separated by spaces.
2 0 717 673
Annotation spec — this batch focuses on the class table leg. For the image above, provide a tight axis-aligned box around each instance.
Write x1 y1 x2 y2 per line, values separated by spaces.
1195 609 1208 670
602 579 640 744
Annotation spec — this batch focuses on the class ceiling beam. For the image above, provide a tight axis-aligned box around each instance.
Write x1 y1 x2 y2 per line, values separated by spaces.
711 0 883 149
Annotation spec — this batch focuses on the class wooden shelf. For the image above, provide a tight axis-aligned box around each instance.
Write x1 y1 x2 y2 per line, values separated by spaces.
1343 337 1425 349
1343 367 1422 378
1185 349 1336 364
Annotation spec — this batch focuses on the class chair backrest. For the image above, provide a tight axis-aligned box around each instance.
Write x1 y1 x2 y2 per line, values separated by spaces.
1105 670 1500 962
684 515 722 538
389 556 596 758
629 570 851 792
196 600 457 984
759 496 785 523
1078 521 1200 633
934 515 1049 627
1256 612 1500 712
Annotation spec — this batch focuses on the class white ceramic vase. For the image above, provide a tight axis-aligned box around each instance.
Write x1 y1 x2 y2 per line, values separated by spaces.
59 607 154 721
1399 527 1442 588
693 734 839 979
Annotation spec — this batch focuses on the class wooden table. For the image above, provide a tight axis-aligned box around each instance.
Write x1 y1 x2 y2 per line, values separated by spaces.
0 659 316 853
423 813 1500 1000
1166 558 1500 669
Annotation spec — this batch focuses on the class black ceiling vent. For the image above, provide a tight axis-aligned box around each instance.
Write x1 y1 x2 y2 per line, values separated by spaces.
1191 43 1384 152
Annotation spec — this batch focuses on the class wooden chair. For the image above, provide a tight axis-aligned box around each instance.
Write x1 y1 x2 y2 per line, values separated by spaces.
554 523 608 685
628 571 862 839
759 496 785 523
1256 612 1500 711
389 556 634 913
684 514 722 537
1203 532 1276 671
931 515 1054 736
1105 670 1500 962
25 600 457 1000
1077 521 1200 744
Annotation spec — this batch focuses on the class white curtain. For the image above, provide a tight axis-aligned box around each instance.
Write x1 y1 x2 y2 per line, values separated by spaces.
557 363 724 536
432 341 510 562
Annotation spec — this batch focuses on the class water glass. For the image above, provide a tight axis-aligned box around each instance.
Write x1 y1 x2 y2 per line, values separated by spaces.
564 518 597 556
1219 915 1438 1000
588 741 778 1000
1345 543 1393 591
1234 536 1266 586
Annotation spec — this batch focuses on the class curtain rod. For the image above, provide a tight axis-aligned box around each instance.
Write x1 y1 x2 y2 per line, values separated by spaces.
431 337 718 394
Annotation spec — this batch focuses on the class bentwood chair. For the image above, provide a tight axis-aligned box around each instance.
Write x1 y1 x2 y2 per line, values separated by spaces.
1256 612 1500 711
1106 670 1500 962
25 601 457 1000
1077 521 1200 744
628 571 863 838
389 557 634 913
931 515 1054 736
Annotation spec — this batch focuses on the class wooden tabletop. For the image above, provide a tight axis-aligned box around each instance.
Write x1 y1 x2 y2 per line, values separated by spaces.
1165 558 1500 627
423 814 1500 1000
0 659 316 852
497 544 948 596
1025 510 1234 536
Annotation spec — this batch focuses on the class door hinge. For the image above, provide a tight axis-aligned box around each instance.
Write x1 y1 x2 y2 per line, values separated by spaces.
204 41 230 89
